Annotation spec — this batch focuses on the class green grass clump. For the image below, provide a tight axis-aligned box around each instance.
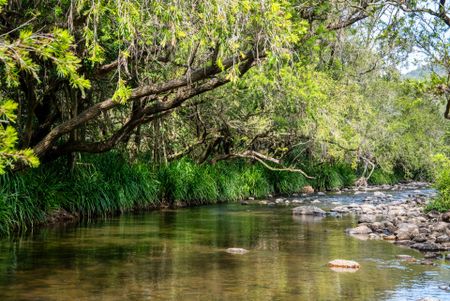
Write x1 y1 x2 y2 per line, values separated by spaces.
368 169 399 185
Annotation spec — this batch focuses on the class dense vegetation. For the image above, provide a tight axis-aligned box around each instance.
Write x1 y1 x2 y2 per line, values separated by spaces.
2 0 450 232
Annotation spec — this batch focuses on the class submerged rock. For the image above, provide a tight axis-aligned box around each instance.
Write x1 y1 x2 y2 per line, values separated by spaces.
292 206 326 216
346 225 372 235
226 248 249 255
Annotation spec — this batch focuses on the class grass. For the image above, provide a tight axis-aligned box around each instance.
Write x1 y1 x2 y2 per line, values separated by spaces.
0 152 413 236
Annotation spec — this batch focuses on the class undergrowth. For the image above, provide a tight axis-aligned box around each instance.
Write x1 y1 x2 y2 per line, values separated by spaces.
0 152 409 235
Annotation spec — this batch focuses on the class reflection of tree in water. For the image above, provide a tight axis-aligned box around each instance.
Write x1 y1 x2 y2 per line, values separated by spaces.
0 205 444 300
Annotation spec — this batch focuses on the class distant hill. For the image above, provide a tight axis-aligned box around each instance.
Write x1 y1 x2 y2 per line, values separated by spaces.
402 65 446 79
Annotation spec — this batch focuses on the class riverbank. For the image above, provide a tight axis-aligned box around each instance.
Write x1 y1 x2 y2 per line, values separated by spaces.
0 152 426 236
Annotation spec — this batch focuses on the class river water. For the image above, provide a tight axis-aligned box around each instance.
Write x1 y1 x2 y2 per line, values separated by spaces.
0 187 449 301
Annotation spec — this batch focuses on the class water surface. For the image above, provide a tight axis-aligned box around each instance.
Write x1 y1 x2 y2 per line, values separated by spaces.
0 188 449 300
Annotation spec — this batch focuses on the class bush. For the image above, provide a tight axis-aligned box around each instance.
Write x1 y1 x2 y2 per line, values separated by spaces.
426 154 450 212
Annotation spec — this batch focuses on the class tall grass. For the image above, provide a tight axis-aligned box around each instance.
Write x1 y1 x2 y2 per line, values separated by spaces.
0 152 411 236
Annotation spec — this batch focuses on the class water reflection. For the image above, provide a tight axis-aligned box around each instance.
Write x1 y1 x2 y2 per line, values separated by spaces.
0 204 448 300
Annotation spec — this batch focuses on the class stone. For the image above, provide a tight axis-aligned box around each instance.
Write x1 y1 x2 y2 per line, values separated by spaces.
311 199 321 204
384 235 396 241
442 211 450 223
275 198 284 204
358 215 376 224
416 298 440 301
258 200 268 205
346 225 372 235
226 248 249 254
368 233 381 240
301 185 314 194
374 191 386 197
395 223 419 240
396 254 415 261
248 197 255 201
240 201 249 205
424 252 439 259
436 235 450 243
368 222 384 232
432 222 449 232
331 206 350 214
291 199 303 204
411 242 443 252
292 206 326 216
413 234 427 243
328 259 360 269
317 192 326 196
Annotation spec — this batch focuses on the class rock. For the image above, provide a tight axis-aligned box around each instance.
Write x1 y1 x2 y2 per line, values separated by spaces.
413 234 427 243
411 242 443 252
226 248 249 254
424 252 439 259
302 185 314 194
284 200 290 205
436 235 450 243
358 215 376 224
432 222 449 232
240 200 249 205
442 211 450 223
291 199 303 204
292 206 326 216
258 200 268 205
331 201 341 205
368 222 384 233
368 233 381 240
331 206 350 214
248 197 255 201
374 191 386 197
275 198 284 204
395 223 419 240
396 254 416 262
328 259 360 269
317 192 326 196
346 225 372 235
439 285 449 290
416 298 440 301
420 259 435 266
384 235 396 241
311 199 321 204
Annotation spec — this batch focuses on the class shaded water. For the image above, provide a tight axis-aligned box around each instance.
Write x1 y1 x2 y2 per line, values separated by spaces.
0 188 449 300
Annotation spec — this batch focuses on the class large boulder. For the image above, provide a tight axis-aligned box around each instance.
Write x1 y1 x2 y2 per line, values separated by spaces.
292 206 326 216
395 223 419 240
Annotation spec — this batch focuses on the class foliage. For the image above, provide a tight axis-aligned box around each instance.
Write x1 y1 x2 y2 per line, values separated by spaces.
426 154 450 212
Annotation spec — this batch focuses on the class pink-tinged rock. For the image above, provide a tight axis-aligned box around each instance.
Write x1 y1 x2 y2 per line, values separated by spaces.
328 259 360 271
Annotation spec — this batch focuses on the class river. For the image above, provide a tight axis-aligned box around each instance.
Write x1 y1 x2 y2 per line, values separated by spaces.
0 186 449 300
